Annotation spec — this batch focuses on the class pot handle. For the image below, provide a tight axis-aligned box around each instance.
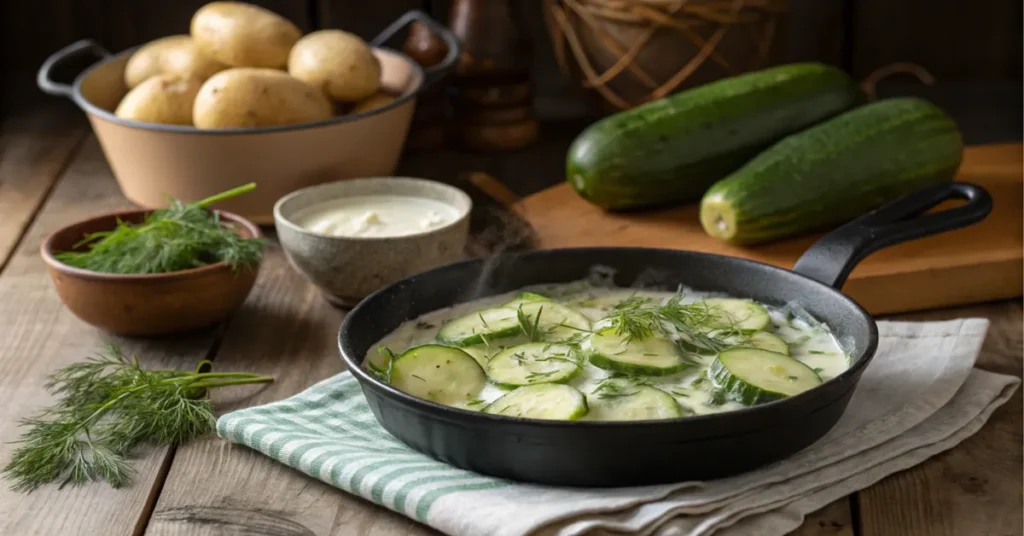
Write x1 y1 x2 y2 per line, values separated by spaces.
370 10 461 89
792 182 993 289
37 39 111 98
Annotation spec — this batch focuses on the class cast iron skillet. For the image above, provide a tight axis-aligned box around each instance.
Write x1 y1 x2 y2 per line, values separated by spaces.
338 182 991 487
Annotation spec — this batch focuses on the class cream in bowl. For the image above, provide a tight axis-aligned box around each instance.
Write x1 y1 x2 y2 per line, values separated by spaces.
274 177 472 307
295 195 461 238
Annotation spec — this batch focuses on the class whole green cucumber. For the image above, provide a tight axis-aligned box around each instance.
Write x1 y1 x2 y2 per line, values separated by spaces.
700 97 964 245
566 63 864 210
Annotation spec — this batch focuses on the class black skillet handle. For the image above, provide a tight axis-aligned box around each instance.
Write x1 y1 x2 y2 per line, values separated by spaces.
370 10 461 90
792 182 993 289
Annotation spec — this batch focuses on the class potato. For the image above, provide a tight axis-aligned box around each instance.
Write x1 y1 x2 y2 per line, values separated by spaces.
124 35 227 89
288 30 381 102
350 92 396 114
190 2 301 68
193 68 333 129
115 74 203 125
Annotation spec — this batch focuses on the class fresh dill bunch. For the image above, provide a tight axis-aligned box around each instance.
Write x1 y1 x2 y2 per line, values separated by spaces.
2 344 273 492
55 183 264 275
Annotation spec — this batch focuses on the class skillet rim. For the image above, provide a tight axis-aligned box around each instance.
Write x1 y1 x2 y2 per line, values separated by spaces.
337 246 879 428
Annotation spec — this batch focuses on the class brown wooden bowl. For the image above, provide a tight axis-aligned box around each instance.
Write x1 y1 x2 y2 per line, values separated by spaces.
40 210 263 336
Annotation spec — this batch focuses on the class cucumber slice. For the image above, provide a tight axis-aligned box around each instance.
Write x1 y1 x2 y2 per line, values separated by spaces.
710 347 822 404
586 329 692 376
485 343 581 388
462 335 532 368
436 308 521 347
704 298 770 331
587 379 683 421
516 302 592 343
389 345 486 405
366 346 395 375
483 383 588 420
741 331 790 355
460 345 494 368
502 291 550 309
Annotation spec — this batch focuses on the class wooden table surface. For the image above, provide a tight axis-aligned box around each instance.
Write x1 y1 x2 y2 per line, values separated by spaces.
0 102 1020 536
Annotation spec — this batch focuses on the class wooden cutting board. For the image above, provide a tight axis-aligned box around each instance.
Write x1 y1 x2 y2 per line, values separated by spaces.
515 143 1023 315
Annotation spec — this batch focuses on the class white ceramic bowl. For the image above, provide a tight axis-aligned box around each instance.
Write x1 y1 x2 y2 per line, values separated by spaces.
274 177 472 306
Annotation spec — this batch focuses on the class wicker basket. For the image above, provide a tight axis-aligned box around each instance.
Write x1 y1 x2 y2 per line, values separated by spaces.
545 0 788 113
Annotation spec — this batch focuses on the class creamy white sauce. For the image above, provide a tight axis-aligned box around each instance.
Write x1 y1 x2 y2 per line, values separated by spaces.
295 195 458 238
368 283 850 419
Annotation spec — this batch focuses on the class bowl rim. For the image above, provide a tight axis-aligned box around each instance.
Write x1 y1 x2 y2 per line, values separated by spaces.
41 208 264 281
73 45 425 136
272 176 473 242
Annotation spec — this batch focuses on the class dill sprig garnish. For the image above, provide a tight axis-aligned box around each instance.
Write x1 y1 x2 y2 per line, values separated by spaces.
706 388 729 407
2 344 273 492
602 292 738 352
534 355 580 367
603 296 660 341
590 377 648 399
516 305 545 342
511 347 582 383
55 183 263 275
524 370 558 381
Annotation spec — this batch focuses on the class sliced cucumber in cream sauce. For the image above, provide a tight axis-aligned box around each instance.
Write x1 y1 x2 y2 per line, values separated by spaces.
436 308 521 347
484 383 588 420
371 283 848 421
486 343 581 388
587 379 683 420
710 347 822 405
704 298 771 331
389 345 486 406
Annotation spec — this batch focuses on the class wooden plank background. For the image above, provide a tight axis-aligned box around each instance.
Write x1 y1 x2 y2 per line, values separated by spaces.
3 0 1021 122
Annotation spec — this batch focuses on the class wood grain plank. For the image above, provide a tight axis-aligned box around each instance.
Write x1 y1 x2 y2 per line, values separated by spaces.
0 137 219 535
0 104 87 270
791 498 855 536
857 301 1023 536
145 246 435 536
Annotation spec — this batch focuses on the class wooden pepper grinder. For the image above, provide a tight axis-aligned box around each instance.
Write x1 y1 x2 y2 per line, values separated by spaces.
402 21 450 151
448 0 539 152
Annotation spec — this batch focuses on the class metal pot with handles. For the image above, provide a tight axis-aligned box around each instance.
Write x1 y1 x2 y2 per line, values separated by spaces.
36 11 460 224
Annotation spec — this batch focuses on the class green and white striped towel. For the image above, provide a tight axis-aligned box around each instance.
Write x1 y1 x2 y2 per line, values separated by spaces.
217 319 1019 536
